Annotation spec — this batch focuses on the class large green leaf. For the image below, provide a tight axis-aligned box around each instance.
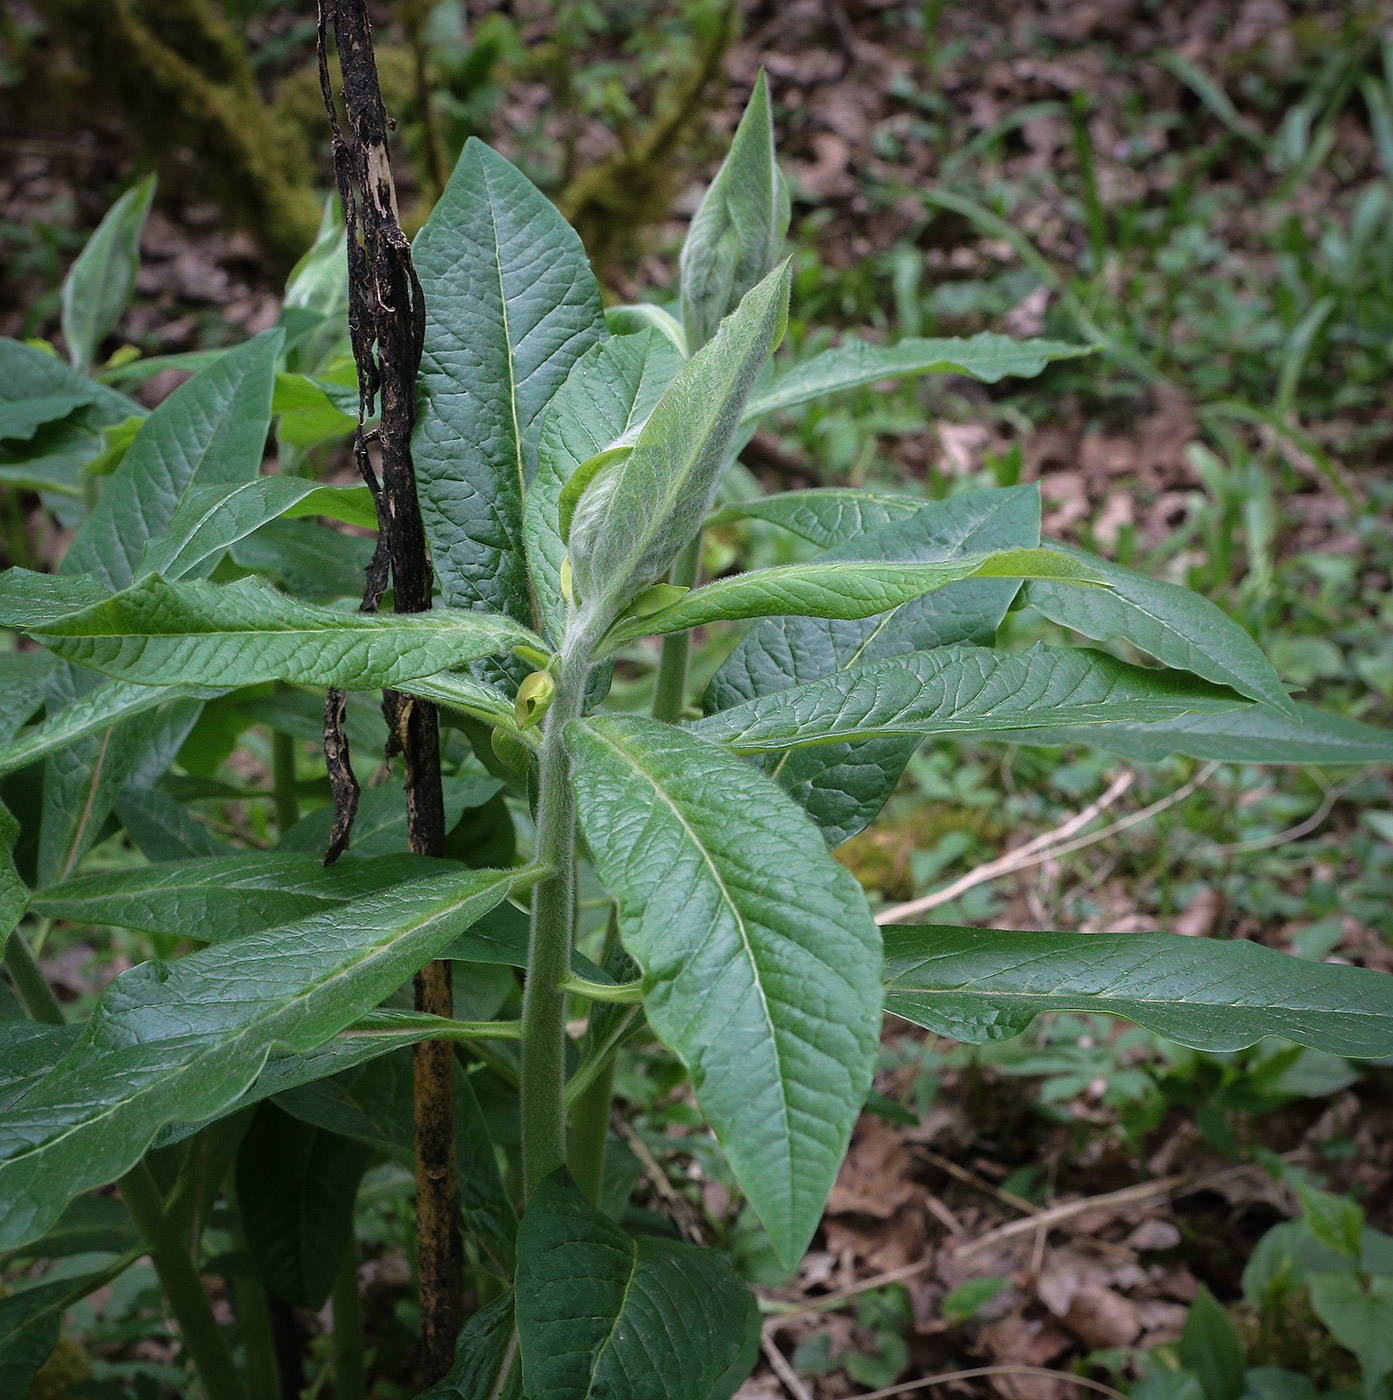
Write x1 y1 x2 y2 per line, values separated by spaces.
29 574 541 689
0 341 139 516
1024 542 1294 715
0 673 218 775
277 775 502 860
691 644 1242 751
63 330 281 591
603 546 1100 649
137 477 329 581
712 485 923 547
525 329 682 644
0 1259 132 1397
0 569 114 630
0 797 27 942
0 1024 81 1114
706 487 1041 844
680 70 788 350
235 1102 369 1309
515 1170 758 1400
567 716 881 1266
36 667 172 887
277 1051 519 1276
882 925 1393 1055
0 865 524 1251
414 139 606 630
113 783 223 862
0 393 96 444
31 851 463 942
229 518 376 602
60 175 156 373
997 701 1393 766
419 1293 521 1400
0 652 54 746
742 333 1094 421
570 263 791 630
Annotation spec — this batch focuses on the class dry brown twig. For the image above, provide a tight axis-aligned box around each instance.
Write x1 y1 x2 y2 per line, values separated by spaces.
878 763 1222 924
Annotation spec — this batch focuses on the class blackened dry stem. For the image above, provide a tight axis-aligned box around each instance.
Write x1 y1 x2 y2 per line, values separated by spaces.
318 0 458 1380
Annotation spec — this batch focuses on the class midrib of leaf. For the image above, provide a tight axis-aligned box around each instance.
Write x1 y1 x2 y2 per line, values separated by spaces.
889 945 1384 1014
58 728 110 883
483 164 533 630
587 1234 641 1395
10 883 496 1166
584 723 794 1186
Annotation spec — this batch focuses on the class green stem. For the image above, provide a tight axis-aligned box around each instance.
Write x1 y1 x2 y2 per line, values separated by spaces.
270 691 300 833
564 1004 639 1110
225 1183 279 1400
4 927 63 1024
567 1052 617 1205
519 629 594 1197
650 534 702 723
332 1242 366 1400
119 1162 247 1400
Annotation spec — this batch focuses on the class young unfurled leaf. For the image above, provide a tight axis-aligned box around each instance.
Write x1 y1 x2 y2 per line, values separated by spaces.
414 139 607 632
741 332 1095 422
602 546 1101 649
569 263 791 633
680 70 789 351
690 643 1242 752
567 716 881 1266
882 925 1393 1055
706 487 1041 845
0 865 525 1252
525 329 682 644
1023 541 1294 715
515 1170 759 1400
29 574 543 690
514 669 556 732
60 174 156 373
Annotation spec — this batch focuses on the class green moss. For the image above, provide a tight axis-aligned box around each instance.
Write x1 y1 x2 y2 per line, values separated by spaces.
27 1334 91 1400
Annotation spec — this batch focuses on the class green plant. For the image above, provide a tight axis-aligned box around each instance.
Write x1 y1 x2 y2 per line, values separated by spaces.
3 36 1393 1400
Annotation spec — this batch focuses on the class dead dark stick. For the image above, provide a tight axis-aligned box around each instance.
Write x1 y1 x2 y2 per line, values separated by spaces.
316 0 460 1380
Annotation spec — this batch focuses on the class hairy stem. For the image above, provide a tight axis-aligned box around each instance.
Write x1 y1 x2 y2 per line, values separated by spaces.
520 633 593 1196
332 1243 366 1400
650 533 702 723
120 1162 247 1400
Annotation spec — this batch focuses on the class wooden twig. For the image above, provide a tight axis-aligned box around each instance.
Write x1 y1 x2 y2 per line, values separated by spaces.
761 1330 817 1400
317 0 458 1380
878 763 1221 924
853 1364 1130 1400
951 1174 1188 1261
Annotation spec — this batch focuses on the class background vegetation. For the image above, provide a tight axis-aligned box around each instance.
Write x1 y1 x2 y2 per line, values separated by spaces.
4 1 1393 1397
